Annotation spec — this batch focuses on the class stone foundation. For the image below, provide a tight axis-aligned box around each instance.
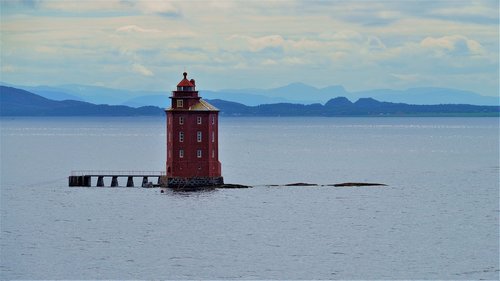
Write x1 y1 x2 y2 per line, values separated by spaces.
167 176 224 189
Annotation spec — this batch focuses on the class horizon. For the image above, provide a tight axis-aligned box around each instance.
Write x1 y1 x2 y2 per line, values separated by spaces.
0 79 496 99
1 0 499 98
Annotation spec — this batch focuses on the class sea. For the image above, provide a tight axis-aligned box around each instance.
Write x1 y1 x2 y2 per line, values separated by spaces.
1 116 498 280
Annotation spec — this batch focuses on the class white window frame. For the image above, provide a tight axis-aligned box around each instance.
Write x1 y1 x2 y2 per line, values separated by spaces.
212 149 215 158
197 116 202 124
212 116 215 124
177 100 183 108
197 131 202 142
179 149 184 158
179 131 184 142
212 131 215 142
197 149 202 158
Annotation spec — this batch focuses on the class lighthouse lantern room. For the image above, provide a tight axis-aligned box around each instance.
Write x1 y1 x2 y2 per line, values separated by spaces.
165 72 223 188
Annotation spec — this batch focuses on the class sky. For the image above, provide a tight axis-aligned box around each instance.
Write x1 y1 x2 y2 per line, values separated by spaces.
1 0 499 97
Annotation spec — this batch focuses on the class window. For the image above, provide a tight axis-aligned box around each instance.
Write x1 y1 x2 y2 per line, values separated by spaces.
179 149 184 158
179 116 184 125
212 116 215 124
212 149 215 158
197 131 202 142
197 116 202 124
179 131 184 142
197 149 202 158
179 86 193 91
212 131 215 142
177 100 183 108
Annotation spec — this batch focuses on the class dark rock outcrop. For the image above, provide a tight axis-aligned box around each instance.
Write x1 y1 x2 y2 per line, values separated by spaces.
330 182 387 187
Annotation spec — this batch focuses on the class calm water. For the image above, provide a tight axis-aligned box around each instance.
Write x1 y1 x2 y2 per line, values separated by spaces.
1 117 498 279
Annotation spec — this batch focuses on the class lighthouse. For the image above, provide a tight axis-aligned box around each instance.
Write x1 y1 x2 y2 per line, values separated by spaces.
165 72 223 188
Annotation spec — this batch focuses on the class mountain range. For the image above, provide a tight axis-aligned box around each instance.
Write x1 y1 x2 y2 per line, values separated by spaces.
1 81 498 107
0 86 163 116
1 86 498 117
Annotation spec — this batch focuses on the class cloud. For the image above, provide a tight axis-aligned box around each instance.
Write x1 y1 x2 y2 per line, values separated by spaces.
1 0 40 8
420 35 485 56
132 63 154 76
116 25 161 33
40 0 127 12
0 0 497 97
261 59 278 66
229 35 285 52
233 62 248 69
1 64 16 73
288 39 324 51
135 0 180 17
430 4 494 17
367 36 386 50
283 57 308 65
428 1 499 24
35 45 57 54
320 30 363 41
247 35 285 52
391 73 421 82
2 0 181 17
227 34 352 55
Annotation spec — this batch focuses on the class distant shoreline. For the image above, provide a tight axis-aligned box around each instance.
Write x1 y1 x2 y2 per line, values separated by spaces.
1 85 498 118
1 114 498 119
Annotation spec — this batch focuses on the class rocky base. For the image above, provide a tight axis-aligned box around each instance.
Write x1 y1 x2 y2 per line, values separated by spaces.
216 184 251 189
329 182 387 187
161 183 251 192
166 176 224 189
266 182 387 187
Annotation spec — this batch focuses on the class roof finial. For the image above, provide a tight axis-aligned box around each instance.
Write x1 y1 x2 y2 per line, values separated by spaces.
183 72 187 79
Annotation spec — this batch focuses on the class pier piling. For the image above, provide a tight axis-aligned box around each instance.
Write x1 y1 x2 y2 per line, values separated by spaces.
83 176 91 187
97 176 104 187
126 176 134 187
111 176 119 187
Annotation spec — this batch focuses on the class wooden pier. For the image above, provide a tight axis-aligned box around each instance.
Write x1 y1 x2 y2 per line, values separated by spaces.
68 171 167 188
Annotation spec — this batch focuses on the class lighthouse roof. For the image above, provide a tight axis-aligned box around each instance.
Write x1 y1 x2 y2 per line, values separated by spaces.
167 99 219 111
189 99 219 111
177 72 195 87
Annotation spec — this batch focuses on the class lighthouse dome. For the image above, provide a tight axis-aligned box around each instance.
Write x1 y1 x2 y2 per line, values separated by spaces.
177 72 195 91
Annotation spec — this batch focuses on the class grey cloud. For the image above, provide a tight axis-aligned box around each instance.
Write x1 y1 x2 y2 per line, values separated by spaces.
1 0 41 10
296 0 498 25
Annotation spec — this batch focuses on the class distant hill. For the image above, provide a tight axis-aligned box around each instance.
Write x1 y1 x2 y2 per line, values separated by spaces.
0 86 163 116
0 83 85 102
0 86 497 117
207 98 499 117
351 87 499 106
220 84 499 106
2 82 497 106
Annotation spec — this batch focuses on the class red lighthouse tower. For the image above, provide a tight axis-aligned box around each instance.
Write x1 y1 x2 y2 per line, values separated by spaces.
165 72 223 188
